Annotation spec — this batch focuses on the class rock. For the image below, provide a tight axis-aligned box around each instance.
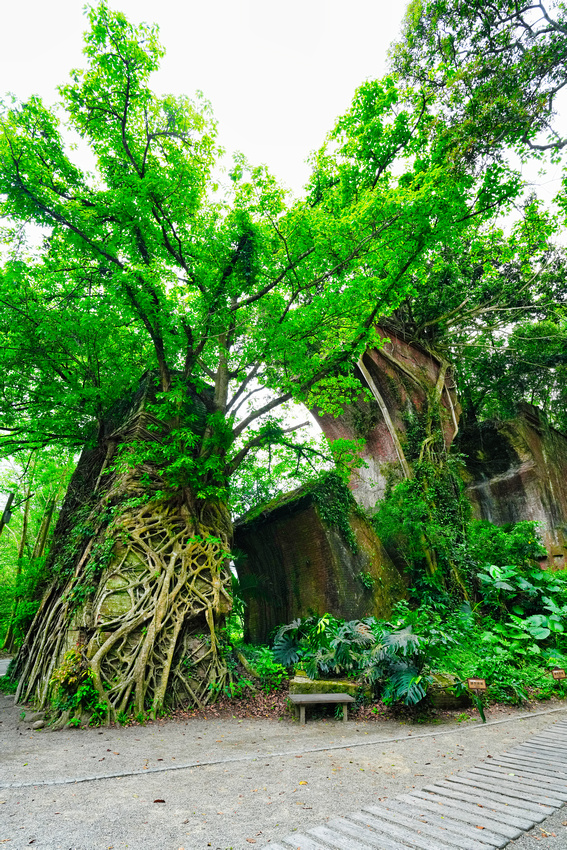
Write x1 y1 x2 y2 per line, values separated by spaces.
29 712 45 722
32 720 45 730
289 676 370 699
428 672 471 709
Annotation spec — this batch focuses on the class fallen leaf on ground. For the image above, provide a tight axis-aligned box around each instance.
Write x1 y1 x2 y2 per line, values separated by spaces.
299 781 307 785
246 841 256 844
153 799 165 803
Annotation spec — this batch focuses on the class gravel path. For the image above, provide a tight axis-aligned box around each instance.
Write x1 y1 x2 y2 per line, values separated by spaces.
3 693 567 850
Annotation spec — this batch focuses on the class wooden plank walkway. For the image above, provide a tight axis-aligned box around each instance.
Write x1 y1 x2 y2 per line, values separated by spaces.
262 719 567 849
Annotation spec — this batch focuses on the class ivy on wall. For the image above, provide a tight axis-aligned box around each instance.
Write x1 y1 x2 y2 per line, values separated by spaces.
311 472 360 553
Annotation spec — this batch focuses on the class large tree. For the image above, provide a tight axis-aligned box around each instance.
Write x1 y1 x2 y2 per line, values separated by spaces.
389 0 567 431
392 0 567 155
0 4 519 721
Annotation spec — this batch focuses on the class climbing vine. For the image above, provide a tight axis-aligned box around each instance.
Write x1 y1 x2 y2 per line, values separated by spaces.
50 648 107 727
311 471 360 553
373 452 472 598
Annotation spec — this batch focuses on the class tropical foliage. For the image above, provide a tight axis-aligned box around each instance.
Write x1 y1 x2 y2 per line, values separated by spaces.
1 0 567 723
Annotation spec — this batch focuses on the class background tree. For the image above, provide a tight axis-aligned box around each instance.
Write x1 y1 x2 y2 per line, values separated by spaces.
0 4 523 721
392 0 567 156
363 0 567 600
388 0 567 431
0 448 73 651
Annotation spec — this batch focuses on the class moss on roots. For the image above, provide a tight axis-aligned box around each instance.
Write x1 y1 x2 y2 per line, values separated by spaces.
14 487 233 724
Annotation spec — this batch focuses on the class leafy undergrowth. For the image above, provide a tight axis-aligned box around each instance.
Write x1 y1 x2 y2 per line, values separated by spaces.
0 674 17 694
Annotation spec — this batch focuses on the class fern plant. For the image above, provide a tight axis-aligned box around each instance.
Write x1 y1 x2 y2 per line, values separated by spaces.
273 613 454 706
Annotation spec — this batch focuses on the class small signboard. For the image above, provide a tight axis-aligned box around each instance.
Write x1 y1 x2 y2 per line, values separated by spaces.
552 668 566 680
467 678 487 691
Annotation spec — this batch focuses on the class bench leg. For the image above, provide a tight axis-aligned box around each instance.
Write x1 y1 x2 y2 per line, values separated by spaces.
299 705 306 726
342 703 348 723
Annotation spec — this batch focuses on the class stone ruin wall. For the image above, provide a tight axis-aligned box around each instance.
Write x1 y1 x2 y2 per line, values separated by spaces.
234 491 406 644
236 338 567 641
311 326 460 509
234 329 460 641
311 329 567 566
460 404 567 569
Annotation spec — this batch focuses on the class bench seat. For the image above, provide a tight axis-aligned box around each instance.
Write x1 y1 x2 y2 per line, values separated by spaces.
289 692 355 725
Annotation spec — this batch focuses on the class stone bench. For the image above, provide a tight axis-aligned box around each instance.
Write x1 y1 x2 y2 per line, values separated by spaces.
289 693 355 725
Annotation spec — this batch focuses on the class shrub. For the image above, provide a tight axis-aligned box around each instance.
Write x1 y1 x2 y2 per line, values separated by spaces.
272 610 455 706
50 648 107 726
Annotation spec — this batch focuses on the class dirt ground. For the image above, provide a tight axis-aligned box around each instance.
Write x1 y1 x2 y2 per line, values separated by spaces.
2 689 567 850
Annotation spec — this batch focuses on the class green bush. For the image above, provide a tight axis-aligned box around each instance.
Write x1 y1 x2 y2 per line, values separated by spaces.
272 610 456 706
239 645 287 693
468 520 547 570
0 674 17 694
475 560 567 618
50 648 107 726
372 456 471 596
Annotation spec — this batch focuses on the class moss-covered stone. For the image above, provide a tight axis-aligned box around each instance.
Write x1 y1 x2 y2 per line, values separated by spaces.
428 672 471 709
98 591 132 619
289 676 368 698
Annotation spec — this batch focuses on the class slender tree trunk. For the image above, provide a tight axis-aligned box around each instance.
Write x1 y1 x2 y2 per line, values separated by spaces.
2 484 32 653
31 498 56 560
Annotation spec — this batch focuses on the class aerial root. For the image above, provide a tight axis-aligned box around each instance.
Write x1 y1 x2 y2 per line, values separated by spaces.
14 498 233 723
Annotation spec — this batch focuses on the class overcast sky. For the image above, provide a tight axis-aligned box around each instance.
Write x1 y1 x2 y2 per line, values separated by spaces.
0 1 410 490
1 0 408 195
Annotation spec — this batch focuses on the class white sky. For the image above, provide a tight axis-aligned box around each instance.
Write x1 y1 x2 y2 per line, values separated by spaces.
0 1 409 479
1 0 408 195
0 1 565 483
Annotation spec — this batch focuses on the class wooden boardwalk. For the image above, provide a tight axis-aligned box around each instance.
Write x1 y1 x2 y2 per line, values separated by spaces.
263 720 567 849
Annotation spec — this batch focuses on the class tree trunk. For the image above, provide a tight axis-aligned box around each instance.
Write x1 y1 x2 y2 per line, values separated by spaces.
12 379 233 724
31 497 56 560
2 481 32 653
